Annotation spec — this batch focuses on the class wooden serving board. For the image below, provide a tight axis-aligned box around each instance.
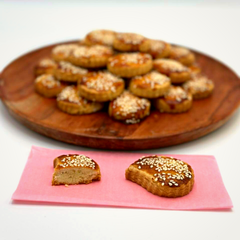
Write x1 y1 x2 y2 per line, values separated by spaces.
0 41 239 150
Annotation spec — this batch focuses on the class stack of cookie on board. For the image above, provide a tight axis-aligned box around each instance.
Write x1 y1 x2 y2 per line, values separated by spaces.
34 30 214 124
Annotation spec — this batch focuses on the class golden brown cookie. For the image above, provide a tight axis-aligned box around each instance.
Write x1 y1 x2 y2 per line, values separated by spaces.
52 44 79 62
68 45 113 68
109 91 151 124
126 155 194 198
154 86 192 113
35 74 66 98
147 39 171 59
54 61 88 82
169 46 195 66
183 74 214 99
189 63 201 75
83 29 116 46
113 32 150 52
129 71 171 98
52 154 101 185
35 58 57 76
57 86 104 114
153 59 191 83
78 71 125 102
107 53 152 78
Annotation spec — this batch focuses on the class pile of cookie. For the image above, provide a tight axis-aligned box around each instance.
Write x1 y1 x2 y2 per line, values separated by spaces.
34 30 214 124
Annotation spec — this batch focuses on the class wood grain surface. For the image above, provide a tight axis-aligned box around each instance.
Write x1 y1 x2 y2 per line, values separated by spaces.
0 41 239 150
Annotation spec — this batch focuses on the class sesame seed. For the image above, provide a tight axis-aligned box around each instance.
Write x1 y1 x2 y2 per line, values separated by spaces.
164 86 188 101
86 30 115 45
183 75 214 92
109 53 151 67
38 58 56 68
73 45 112 58
154 59 188 72
58 61 88 75
82 71 123 92
112 91 150 117
149 40 165 52
116 33 145 45
35 74 60 88
57 86 87 105
171 46 190 57
52 44 79 57
137 155 192 188
59 154 96 169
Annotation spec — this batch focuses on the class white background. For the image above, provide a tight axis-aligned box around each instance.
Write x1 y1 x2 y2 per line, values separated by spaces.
0 1 239 239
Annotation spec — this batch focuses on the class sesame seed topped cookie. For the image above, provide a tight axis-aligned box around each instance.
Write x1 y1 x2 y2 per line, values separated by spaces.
126 155 194 198
35 74 66 98
57 86 104 114
83 29 116 47
169 46 195 66
129 71 171 98
153 59 191 83
108 53 152 78
154 86 192 113
109 90 151 124
78 71 125 102
69 45 113 68
113 32 150 52
183 74 214 99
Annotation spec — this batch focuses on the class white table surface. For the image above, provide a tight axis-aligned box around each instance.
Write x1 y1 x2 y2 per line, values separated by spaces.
0 1 239 239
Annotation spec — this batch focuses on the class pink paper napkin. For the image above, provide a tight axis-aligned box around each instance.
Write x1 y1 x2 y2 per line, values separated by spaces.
12 146 233 210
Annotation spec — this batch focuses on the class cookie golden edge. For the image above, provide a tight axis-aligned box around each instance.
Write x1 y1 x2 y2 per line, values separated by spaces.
125 157 194 198
54 62 88 82
52 154 101 185
34 60 57 76
69 55 112 68
34 74 65 98
175 52 195 67
35 82 65 98
68 45 114 68
154 93 193 113
113 35 150 52
129 78 171 98
57 99 104 115
107 59 153 78
183 83 214 100
108 92 151 124
78 82 125 102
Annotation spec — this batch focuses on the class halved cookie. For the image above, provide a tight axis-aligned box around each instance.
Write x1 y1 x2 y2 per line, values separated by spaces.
154 86 192 113
129 71 171 98
52 154 101 185
169 46 195 66
83 29 116 46
35 58 57 76
126 155 194 198
69 45 113 68
113 32 150 52
35 74 66 98
57 86 104 114
52 44 79 62
183 74 214 99
78 71 125 102
109 90 151 124
107 53 152 78
54 61 88 82
147 39 171 59
153 59 191 83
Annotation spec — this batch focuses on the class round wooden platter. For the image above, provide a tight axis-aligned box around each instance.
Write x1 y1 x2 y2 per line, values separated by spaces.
0 41 239 150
